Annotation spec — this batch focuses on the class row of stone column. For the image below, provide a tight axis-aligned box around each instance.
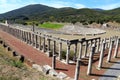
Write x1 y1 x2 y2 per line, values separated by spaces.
0 24 103 65
74 36 120 80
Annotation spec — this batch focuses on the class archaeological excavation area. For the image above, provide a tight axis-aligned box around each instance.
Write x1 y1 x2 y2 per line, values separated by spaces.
0 22 120 80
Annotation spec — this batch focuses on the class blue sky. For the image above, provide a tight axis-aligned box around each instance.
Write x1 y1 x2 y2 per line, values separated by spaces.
0 0 120 13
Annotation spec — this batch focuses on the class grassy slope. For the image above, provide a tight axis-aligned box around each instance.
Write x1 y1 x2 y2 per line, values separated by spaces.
0 44 58 80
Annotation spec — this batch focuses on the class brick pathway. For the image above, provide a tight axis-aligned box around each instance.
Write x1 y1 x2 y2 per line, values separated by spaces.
0 29 120 80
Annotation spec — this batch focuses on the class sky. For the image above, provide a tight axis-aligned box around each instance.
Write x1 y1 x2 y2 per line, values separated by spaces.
0 0 120 13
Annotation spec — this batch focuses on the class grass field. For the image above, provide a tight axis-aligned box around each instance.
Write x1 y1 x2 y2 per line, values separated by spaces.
39 22 64 29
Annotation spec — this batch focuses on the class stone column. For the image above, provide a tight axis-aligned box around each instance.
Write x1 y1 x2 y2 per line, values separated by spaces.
21 31 24 41
25 31 27 42
96 39 100 53
39 36 42 50
107 40 114 62
52 55 56 69
99 39 104 52
59 42 62 60
114 38 119 58
29 32 31 44
32 33 35 46
78 42 83 59
83 41 88 57
26 32 29 44
23 31 25 42
87 44 95 75
42 37 45 52
53 41 56 55
46 39 51 57
66 44 70 64
19 30 22 40
30 32 33 45
35 34 38 48
74 59 81 80
98 41 105 69
73 43 77 61
108 37 112 48
16 29 18 38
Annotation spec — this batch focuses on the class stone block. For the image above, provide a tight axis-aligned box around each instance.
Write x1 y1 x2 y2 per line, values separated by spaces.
45 51 52 57
65 77 74 80
32 64 42 72
25 59 34 67
7 46 12 51
57 72 67 79
12 51 19 56
3 44 7 48
20 55 24 62
0 40 3 44
42 65 52 74
49 69 58 76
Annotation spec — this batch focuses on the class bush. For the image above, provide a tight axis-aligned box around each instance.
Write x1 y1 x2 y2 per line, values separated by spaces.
61 50 75 60
61 51 66 59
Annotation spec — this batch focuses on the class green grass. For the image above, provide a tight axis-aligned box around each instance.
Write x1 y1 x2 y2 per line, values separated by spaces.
39 22 63 29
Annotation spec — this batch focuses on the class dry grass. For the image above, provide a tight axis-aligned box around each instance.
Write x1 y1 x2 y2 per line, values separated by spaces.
0 45 59 80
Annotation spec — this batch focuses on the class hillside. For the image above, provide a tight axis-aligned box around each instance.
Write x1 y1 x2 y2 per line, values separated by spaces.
0 4 120 24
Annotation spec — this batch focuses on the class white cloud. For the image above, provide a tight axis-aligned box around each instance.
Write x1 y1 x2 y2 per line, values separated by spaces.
96 3 120 10
0 0 7 4
40 1 86 9
74 4 86 9
40 1 70 8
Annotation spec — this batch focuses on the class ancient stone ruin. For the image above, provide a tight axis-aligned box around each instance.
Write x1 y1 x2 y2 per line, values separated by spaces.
0 22 120 80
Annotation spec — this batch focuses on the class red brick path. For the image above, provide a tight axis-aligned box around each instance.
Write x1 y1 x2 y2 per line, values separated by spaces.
0 29 119 80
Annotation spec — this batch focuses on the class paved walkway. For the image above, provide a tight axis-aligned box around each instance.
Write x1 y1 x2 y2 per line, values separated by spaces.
99 60 120 80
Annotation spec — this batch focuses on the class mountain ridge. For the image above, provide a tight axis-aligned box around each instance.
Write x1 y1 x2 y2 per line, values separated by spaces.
0 4 120 24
